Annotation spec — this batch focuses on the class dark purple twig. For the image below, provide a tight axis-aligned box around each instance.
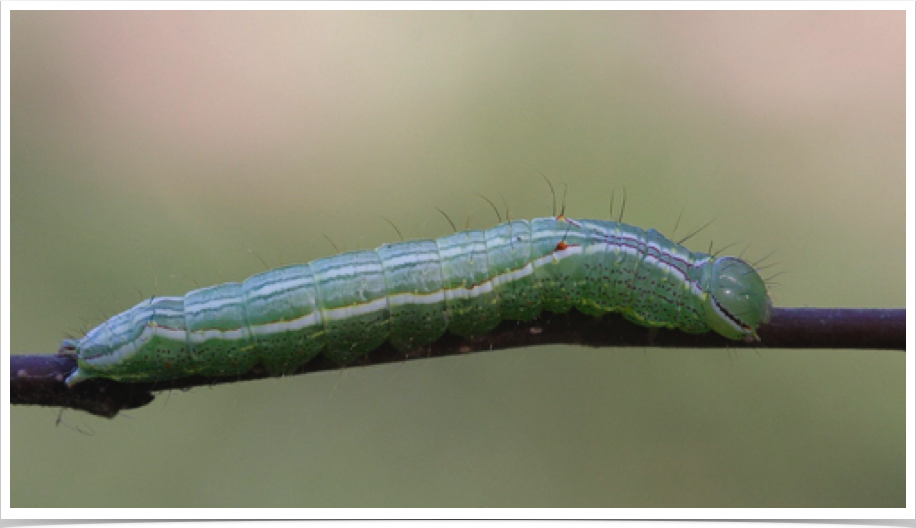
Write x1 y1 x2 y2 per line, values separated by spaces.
10 307 904 418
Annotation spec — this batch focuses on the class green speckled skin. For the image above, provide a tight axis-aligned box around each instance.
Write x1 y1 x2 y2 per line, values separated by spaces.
62 216 771 385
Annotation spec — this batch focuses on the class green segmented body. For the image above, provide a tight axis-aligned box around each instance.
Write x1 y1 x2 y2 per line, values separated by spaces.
62 216 771 386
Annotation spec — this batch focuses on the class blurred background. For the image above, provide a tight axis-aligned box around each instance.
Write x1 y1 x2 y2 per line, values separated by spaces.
10 10 904 508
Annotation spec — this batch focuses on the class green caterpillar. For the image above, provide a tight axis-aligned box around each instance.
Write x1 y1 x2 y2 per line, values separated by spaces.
61 216 771 386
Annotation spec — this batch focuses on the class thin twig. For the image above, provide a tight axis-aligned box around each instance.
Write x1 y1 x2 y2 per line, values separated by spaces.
10 307 904 418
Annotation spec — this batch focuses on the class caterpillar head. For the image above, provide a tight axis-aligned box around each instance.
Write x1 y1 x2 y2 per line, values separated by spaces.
704 257 771 341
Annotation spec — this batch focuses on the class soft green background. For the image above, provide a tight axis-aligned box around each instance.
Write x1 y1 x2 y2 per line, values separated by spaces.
10 11 905 508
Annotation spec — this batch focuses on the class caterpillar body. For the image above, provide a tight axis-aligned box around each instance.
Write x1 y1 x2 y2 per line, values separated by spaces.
62 216 771 386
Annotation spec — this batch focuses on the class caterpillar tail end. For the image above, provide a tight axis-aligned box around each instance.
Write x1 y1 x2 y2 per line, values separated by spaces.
59 339 89 387
65 367 90 387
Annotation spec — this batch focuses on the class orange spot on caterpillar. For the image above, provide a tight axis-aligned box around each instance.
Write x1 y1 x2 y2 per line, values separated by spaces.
555 241 569 251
